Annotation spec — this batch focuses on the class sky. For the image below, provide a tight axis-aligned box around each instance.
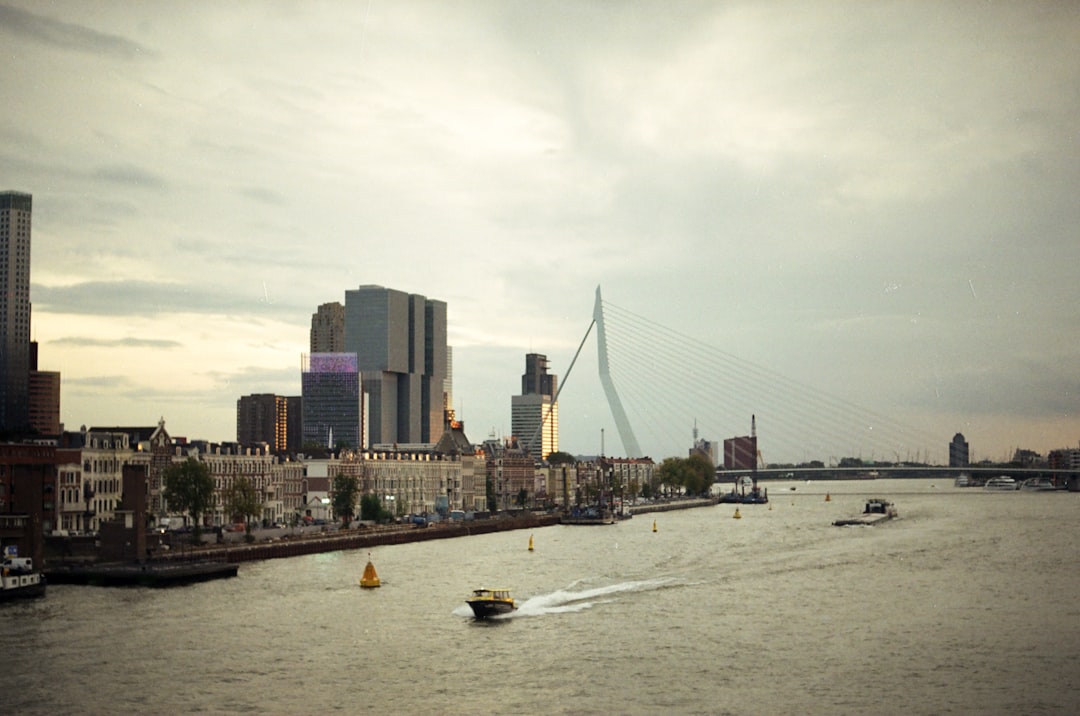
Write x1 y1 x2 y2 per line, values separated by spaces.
2 1 1078 464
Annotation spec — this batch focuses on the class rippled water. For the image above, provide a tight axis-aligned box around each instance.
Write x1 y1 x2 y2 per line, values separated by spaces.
3 479 1078 715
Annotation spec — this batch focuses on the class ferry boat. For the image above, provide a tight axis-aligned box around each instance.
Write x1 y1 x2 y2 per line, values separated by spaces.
1019 477 1057 492
983 476 1017 491
466 588 516 618
1 557 46 601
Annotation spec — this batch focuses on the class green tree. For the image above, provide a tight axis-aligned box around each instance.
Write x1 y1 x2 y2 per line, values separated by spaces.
486 477 497 512
516 487 529 509
332 473 360 527
684 453 715 496
656 457 690 496
162 457 215 541
547 451 576 466
360 493 391 523
222 476 262 540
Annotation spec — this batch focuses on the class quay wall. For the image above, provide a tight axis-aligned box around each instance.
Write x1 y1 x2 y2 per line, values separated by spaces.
163 513 560 565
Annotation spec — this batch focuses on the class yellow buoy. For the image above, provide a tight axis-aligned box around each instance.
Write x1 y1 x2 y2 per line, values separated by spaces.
768 503 773 511
733 508 742 519
359 553 380 588
652 519 657 533
825 493 831 502
528 534 534 552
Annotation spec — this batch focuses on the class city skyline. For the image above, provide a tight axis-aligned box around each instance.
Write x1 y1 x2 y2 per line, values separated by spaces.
2 2 1078 462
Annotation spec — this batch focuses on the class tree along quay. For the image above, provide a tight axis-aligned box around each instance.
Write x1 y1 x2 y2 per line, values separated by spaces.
159 513 561 565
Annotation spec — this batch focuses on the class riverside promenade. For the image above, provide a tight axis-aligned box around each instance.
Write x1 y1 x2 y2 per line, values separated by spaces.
161 512 561 565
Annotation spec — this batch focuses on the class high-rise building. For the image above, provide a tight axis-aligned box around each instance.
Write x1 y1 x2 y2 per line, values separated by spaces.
310 302 344 353
301 353 362 450
0 191 32 433
237 393 294 453
343 285 447 447
511 353 558 459
949 433 969 467
28 342 60 435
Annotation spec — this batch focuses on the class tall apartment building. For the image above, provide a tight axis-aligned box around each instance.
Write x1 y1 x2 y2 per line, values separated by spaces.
511 353 558 459
0 191 33 432
310 302 344 353
301 353 362 450
237 393 292 453
28 341 60 435
344 285 447 447
949 432 969 467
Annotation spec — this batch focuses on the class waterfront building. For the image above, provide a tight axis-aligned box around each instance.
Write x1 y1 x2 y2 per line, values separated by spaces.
181 440 276 526
79 430 133 532
0 443 53 567
949 433 969 467
360 449 463 517
310 301 344 353
237 393 294 454
600 456 657 503
343 285 448 447
723 434 757 470
0 191 33 433
432 413 484 512
485 438 535 510
511 353 558 459
274 458 307 524
54 448 83 534
301 352 362 451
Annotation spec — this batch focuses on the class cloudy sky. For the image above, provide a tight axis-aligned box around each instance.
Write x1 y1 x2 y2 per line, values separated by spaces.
3 1 1077 464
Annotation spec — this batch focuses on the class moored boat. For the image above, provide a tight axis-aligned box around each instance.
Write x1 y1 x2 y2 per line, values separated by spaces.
466 588 516 618
1 557 46 601
983 476 1017 491
1019 477 1057 492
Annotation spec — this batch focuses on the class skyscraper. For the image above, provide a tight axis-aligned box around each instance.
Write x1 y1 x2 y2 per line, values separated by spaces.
310 302 344 353
0 191 32 432
237 393 290 453
344 285 448 447
301 353 362 450
949 433 969 467
511 353 558 459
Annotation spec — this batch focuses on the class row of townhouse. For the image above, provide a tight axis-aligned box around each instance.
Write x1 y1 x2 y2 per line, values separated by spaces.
7 418 660 537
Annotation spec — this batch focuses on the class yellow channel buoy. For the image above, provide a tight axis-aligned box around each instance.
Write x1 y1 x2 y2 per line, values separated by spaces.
733 508 742 519
652 519 657 533
528 534 534 552
359 553 380 589
825 493 831 502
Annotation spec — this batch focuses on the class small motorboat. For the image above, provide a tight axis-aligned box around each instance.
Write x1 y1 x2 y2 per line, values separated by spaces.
359 554 380 588
466 588 516 618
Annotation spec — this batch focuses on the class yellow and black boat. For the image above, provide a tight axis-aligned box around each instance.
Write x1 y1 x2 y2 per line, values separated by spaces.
466 587 516 618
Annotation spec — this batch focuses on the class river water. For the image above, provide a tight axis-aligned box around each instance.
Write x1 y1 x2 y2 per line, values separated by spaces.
3 479 1078 715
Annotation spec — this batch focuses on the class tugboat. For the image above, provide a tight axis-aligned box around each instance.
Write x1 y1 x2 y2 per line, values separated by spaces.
1 557 46 601
466 588 516 618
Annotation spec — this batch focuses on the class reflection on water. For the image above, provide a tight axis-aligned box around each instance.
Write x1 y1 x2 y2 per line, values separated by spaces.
2 479 1078 715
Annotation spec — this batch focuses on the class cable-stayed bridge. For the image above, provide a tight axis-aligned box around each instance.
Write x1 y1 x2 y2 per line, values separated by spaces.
564 286 948 465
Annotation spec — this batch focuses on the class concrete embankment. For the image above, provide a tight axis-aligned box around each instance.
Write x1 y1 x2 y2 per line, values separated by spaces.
627 497 718 515
166 513 561 565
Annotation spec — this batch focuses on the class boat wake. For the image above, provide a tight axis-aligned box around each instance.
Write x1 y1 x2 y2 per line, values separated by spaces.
455 578 677 620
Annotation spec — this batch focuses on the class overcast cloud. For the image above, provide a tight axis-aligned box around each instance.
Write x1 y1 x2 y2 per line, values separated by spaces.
3 1 1078 462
